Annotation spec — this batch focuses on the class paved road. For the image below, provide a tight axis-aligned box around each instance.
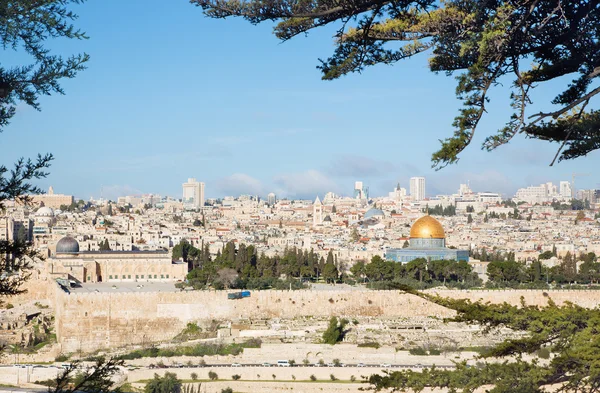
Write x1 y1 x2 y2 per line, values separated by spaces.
145 363 455 369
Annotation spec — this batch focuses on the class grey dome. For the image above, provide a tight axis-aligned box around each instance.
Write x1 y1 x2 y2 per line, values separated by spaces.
56 236 79 253
364 208 384 219
36 207 54 217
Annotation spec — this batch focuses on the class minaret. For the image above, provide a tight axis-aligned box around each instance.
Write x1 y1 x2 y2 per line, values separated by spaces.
313 196 323 227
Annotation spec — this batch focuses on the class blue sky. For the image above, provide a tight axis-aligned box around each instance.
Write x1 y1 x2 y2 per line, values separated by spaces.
3 0 599 201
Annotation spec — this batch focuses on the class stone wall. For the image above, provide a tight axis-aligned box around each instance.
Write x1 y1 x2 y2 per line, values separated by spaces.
55 289 600 354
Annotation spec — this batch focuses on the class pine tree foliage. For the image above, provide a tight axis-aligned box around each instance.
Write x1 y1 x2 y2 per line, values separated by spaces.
0 0 89 130
49 357 123 393
191 0 600 168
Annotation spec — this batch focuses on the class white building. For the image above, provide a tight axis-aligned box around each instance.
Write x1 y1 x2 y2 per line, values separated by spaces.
514 181 572 204
182 178 205 210
410 177 426 201
560 181 572 199
267 193 277 205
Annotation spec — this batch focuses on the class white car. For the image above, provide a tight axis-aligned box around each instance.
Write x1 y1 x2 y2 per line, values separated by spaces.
357 363 366 367
231 363 242 367
380 363 391 368
262 363 272 367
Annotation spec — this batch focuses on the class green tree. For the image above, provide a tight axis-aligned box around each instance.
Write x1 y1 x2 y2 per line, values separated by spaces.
365 255 394 282
349 261 366 282
322 256 339 283
16 226 27 243
467 214 473 224
402 240 409 248
322 317 349 345
99 239 111 251
145 372 182 393
405 258 429 282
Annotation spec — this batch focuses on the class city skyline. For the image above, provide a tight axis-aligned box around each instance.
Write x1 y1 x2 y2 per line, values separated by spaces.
45 176 599 204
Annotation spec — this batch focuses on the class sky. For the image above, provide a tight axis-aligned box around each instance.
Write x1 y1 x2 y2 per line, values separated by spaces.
2 0 600 201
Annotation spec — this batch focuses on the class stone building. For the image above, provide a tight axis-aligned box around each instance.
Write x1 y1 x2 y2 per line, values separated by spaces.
46 236 187 283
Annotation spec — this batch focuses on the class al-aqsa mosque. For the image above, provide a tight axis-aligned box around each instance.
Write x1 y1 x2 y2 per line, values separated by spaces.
385 215 469 263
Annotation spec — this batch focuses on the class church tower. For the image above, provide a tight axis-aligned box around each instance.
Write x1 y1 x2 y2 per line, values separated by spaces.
313 196 323 227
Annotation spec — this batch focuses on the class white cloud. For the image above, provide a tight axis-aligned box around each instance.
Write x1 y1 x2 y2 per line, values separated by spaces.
326 155 396 177
273 170 342 199
216 173 265 196
100 185 144 201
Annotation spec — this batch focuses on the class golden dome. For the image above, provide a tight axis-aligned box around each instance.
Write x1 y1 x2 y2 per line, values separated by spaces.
409 215 445 239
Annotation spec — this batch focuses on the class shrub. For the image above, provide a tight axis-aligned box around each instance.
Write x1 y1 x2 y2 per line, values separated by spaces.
318 359 325 366
310 375 317 381
232 374 241 380
146 372 181 393
429 348 441 355
6 303 14 309
116 339 261 360
350 375 356 382
330 374 337 381
208 371 218 381
288 359 296 366
272 374 276 380
333 358 341 367
302 358 310 366
409 347 428 356
322 317 349 345
292 375 296 381
190 372 198 380
198 358 206 367
55 354 69 362
221 388 233 393
357 342 380 349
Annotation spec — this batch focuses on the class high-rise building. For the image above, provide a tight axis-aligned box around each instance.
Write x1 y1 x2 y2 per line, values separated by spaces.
578 189 600 204
267 192 277 205
182 178 205 210
354 181 369 200
410 177 426 201
559 181 572 199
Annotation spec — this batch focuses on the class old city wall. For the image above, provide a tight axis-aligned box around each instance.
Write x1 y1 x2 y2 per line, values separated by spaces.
55 289 600 354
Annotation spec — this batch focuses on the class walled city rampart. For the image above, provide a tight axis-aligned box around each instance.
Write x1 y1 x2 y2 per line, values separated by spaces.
55 289 600 354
